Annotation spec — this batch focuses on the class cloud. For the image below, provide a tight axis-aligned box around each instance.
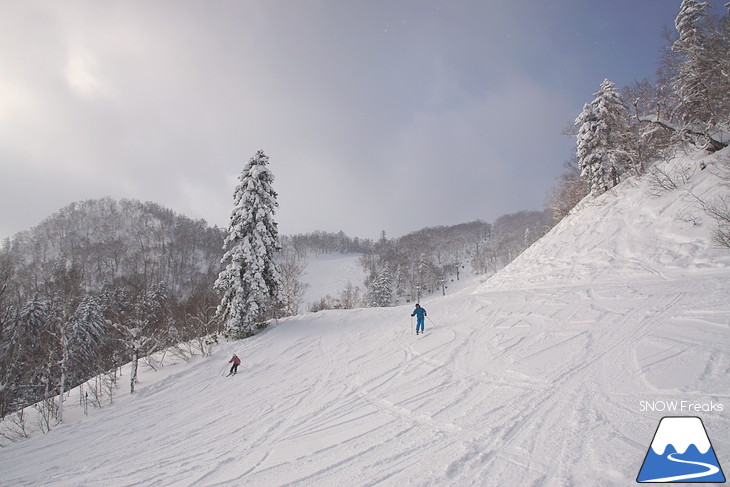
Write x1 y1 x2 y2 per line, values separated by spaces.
64 46 114 99
373 71 572 232
0 1 685 241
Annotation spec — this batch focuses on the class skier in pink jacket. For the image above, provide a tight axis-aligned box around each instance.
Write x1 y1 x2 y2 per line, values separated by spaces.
228 354 241 376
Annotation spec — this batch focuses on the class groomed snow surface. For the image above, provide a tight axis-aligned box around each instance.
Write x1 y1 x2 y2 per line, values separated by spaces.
1 150 729 486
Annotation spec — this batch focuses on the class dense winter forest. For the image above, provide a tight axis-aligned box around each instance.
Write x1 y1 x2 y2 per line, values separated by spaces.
546 0 730 226
1 0 729 437
0 193 547 419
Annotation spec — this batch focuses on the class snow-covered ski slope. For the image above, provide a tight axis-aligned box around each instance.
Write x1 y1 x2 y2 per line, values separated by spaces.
300 252 366 307
1 150 729 486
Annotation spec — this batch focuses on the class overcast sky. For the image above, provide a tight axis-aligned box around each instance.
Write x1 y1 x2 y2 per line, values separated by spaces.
1 1 719 241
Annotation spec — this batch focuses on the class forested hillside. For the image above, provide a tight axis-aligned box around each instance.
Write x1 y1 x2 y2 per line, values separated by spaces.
0 198 226 417
360 214 550 306
0 197 546 419
3 198 224 296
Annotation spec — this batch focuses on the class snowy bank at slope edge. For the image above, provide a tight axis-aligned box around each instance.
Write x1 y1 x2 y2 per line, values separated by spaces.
479 149 730 292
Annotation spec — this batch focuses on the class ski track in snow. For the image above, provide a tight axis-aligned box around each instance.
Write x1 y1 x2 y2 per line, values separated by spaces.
1 151 729 486
2 274 727 487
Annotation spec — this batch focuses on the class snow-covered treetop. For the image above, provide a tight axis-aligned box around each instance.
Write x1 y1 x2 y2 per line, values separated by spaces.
674 0 710 50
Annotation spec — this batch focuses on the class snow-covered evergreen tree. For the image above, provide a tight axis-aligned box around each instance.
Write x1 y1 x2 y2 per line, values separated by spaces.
576 101 599 189
2 295 47 414
368 263 392 307
671 0 730 151
673 0 713 130
416 252 432 301
215 150 282 338
575 79 633 195
67 295 105 374
50 292 104 421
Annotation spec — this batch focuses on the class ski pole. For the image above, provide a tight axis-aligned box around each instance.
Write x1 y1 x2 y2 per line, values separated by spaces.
427 316 438 327
410 315 414 335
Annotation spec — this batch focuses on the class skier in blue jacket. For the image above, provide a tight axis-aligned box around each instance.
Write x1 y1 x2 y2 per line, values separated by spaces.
411 303 427 335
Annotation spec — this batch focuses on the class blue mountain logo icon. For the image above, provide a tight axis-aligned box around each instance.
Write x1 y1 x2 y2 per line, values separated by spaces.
637 416 725 483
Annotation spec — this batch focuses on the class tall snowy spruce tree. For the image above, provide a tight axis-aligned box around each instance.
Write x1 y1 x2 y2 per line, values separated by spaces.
575 79 632 195
367 263 393 307
215 150 283 338
671 0 730 151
